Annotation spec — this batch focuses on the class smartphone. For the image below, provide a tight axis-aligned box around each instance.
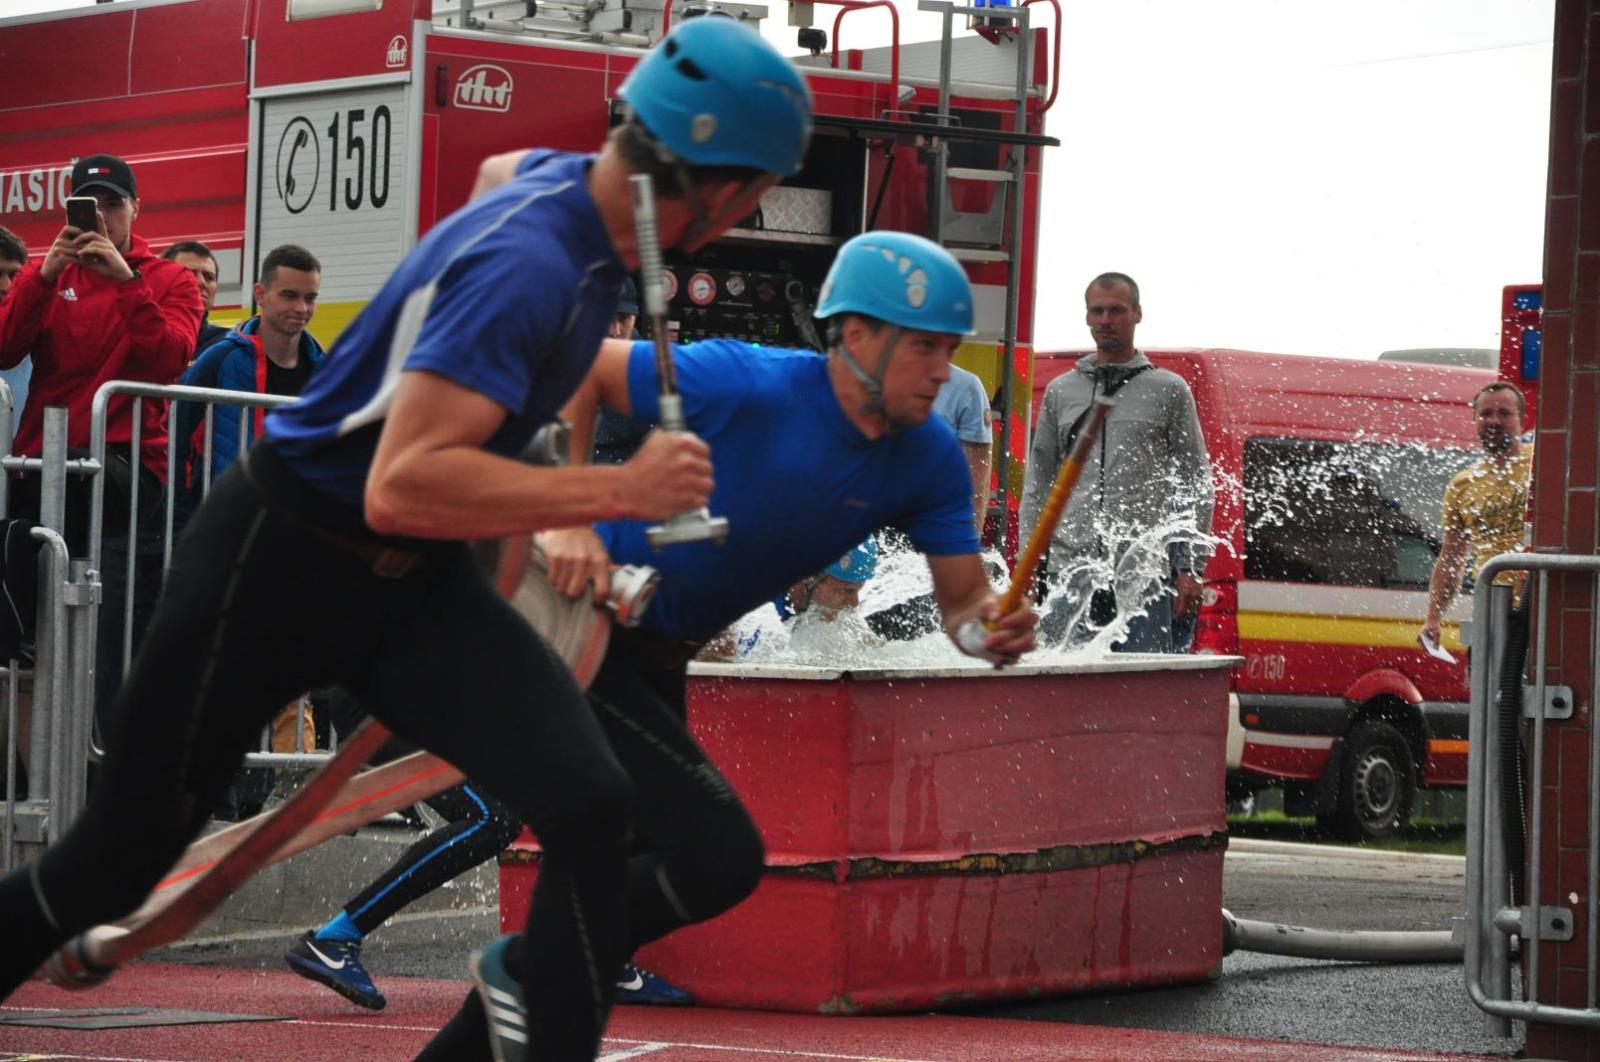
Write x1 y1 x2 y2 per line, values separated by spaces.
65 196 101 234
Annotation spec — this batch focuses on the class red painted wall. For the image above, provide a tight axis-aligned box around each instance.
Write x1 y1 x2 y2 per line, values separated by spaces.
1526 3 1600 1058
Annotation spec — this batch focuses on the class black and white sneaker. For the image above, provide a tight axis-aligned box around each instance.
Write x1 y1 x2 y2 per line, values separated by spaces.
469 934 529 1062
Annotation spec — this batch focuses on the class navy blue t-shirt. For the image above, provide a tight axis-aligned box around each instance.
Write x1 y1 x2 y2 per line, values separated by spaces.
597 341 979 642
265 150 624 508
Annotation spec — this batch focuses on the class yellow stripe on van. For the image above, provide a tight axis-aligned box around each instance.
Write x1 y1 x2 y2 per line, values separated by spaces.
1428 739 1469 757
1238 611 1464 651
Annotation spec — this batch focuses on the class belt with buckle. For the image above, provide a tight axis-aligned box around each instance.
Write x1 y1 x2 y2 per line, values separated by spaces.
240 451 426 580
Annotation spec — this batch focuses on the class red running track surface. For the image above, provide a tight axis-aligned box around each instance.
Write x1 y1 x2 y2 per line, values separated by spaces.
0 961 1487 1062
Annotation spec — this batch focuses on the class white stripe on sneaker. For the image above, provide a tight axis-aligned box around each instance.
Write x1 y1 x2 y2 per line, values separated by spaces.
488 1008 529 1043
488 1003 526 1026
485 984 522 1008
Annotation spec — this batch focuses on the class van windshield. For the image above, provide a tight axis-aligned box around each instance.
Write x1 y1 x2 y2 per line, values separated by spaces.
1244 437 1476 589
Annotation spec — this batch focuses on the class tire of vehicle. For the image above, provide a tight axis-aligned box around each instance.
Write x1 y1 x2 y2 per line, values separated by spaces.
1321 720 1416 841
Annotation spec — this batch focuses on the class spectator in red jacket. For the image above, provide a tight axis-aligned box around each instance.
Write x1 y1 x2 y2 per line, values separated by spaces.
0 152 201 545
0 154 201 739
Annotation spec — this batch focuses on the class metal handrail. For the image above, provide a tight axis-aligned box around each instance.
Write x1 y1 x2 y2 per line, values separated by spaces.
828 0 902 112
1019 0 1059 112
1465 551 1600 1029
87 379 296 577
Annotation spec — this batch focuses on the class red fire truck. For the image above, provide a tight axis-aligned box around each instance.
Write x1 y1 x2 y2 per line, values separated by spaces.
0 0 1059 547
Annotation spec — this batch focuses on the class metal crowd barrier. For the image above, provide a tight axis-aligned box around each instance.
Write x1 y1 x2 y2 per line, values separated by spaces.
1465 551 1600 1033
90 380 347 769
1 379 349 874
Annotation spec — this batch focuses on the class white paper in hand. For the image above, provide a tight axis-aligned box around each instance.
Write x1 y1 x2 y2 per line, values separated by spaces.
1418 633 1458 664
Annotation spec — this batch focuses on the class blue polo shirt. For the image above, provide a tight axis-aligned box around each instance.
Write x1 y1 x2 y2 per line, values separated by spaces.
597 341 979 641
265 150 624 507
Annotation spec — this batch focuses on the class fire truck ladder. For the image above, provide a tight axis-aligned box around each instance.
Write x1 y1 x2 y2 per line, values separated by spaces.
817 0 1057 538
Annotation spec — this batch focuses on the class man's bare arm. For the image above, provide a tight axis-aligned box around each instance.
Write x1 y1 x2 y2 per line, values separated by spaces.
962 440 991 537
365 369 709 540
1422 526 1471 643
470 150 533 201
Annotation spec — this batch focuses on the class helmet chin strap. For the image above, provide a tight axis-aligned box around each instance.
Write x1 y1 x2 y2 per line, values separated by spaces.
666 162 764 252
671 162 714 248
831 324 901 431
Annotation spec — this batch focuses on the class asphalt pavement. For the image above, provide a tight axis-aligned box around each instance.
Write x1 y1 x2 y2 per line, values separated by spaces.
979 839 1518 1058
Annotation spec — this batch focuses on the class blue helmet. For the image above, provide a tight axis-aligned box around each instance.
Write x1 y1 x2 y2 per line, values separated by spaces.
619 19 813 177
823 538 878 584
814 231 975 336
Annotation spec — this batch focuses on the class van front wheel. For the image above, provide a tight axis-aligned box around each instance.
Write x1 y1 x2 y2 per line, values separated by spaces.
1322 720 1416 842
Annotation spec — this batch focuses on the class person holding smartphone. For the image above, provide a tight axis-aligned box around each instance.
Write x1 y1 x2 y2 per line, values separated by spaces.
0 153 202 735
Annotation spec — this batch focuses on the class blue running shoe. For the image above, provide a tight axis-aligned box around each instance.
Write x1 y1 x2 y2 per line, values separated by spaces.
284 931 386 1011
470 934 529 1062
615 962 693 1006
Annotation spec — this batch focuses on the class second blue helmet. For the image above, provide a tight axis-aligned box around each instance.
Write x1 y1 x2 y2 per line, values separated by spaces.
814 231 976 335
620 19 814 177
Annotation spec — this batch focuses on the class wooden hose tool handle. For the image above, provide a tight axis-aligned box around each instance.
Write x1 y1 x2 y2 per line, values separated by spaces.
997 396 1115 616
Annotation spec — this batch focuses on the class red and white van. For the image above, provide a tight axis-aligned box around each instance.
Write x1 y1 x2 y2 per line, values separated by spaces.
1032 349 1494 839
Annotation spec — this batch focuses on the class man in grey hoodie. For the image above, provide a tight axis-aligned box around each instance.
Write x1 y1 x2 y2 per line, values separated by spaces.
1020 272 1212 651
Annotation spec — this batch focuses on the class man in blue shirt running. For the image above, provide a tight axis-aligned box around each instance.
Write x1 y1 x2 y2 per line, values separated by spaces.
0 19 812 1062
421 230 1038 1057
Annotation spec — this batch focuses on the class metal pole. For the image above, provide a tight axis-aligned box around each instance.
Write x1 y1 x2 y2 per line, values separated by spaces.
29 409 68 813
123 400 141 676
3 664 16 872
0 375 12 518
1526 569 1551 1004
996 5 1031 547
164 418 179 573
63 557 96 825
1469 580 1514 1036
928 2 953 246
1590 570 1600 1009
34 526 70 848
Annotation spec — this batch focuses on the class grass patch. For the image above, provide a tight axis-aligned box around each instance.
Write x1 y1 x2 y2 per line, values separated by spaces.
1227 810 1466 856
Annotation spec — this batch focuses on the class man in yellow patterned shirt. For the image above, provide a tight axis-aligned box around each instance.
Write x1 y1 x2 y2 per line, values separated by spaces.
1421 381 1533 648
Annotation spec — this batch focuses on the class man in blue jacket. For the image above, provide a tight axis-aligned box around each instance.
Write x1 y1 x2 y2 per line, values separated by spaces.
179 243 326 490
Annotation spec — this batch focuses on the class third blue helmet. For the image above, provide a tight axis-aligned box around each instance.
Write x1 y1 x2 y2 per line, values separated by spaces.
823 538 878 584
813 231 975 335
620 19 814 177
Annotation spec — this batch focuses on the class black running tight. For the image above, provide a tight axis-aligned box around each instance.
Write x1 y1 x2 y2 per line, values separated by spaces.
418 626 766 1059
0 443 631 1061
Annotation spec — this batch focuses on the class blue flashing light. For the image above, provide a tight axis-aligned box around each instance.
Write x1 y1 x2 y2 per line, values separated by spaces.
1513 290 1542 311
1521 327 1541 381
